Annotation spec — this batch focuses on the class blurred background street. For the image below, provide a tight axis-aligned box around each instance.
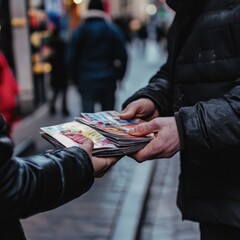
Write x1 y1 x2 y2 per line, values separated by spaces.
1 0 199 239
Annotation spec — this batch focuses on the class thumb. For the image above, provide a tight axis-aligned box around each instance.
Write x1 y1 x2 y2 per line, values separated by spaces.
81 139 94 154
128 122 155 137
119 106 137 120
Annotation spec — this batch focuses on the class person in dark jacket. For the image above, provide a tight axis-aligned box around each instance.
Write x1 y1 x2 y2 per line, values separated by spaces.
120 0 240 239
44 26 70 116
67 0 128 113
0 114 119 239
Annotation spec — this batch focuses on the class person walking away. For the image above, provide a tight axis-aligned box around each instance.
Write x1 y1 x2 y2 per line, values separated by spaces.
137 22 148 55
67 0 128 113
44 26 70 116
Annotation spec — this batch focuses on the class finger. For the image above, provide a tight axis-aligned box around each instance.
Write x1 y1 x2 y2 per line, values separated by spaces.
128 121 158 136
81 139 94 153
130 142 159 162
107 156 120 165
93 156 120 178
119 107 136 119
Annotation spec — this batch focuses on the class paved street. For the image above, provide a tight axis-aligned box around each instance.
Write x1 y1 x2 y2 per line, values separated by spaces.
140 154 200 240
12 40 199 240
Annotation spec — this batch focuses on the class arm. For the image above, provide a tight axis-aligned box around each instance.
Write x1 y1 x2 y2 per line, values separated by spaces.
176 83 240 151
0 146 94 219
125 83 240 162
0 115 118 219
120 63 173 121
120 16 179 119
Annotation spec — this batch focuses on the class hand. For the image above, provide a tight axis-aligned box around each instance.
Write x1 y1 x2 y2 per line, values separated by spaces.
81 140 120 178
128 117 180 162
120 98 160 121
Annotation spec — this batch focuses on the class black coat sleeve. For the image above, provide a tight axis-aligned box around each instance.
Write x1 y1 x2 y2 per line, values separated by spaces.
122 62 173 116
121 19 177 116
0 115 94 219
176 82 240 151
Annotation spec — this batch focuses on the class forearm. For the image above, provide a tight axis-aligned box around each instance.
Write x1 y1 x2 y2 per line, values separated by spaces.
176 85 240 151
122 74 173 116
0 147 94 219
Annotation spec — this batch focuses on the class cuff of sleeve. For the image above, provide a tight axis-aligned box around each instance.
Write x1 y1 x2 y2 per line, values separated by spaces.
61 147 95 197
174 112 185 150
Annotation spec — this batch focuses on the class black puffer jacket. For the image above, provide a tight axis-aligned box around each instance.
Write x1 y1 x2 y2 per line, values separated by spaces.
67 10 128 94
123 0 240 227
0 114 94 239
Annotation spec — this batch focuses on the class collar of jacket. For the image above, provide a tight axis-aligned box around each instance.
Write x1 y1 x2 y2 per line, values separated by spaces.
166 0 202 13
167 0 240 12
83 10 112 22
166 0 190 11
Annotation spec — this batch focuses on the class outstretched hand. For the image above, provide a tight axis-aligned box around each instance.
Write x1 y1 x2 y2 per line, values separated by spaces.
81 140 120 178
128 117 180 162
119 98 160 121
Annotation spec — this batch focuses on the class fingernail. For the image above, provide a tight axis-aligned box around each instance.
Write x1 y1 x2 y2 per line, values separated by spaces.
128 128 135 133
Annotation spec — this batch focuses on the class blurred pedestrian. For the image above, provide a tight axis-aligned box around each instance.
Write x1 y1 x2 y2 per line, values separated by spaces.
0 51 19 133
67 0 128 113
120 0 240 239
137 22 148 54
43 25 70 116
0 113 119 239
155 22 168 51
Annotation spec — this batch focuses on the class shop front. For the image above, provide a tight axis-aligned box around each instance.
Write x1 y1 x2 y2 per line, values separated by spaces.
9 0 70 114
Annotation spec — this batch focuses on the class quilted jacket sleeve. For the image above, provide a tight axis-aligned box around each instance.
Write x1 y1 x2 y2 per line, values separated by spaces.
122 63 173 117
175 83 240 151
0 115 94 219
122 19 176 117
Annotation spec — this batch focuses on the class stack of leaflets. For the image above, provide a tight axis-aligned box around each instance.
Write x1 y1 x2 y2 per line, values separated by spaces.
40 111 153 157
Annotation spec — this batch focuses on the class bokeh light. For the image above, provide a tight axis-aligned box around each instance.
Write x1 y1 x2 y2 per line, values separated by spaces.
146 4 157 16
